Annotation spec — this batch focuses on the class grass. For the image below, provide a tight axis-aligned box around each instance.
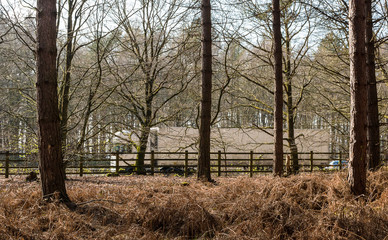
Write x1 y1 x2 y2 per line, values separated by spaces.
0 171 387 239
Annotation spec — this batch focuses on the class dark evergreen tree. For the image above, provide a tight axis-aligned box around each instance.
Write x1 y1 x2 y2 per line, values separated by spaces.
36 0 70 202
273 0 283 176
197 0 212 181
348 0 367 195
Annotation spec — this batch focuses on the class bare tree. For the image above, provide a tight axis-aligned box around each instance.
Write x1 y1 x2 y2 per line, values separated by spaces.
36 0 70 202
272 0 283 176
348 0 367 195
58 0 90 157
232 1 315 174
282 1 315 174
110 0 194 174
197 0 212 181
69 0 119 153
0 3 39 153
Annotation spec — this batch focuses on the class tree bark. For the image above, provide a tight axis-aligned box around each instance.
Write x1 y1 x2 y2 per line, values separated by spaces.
197 0 212 181
59 0 74 157
272 0 283 177
348 0 367 196
58 0 76 180
135 78 153 175
136 125 150 175
365 0 380 170
36 0 70 202
284 29 299 174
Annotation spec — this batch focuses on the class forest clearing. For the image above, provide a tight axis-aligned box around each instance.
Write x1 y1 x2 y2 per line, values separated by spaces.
0 171 387 240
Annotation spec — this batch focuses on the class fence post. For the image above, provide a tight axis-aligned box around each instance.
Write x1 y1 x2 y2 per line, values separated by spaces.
250 151 253 177
310 151 314 172
151 150 155 176
5 151 9 178
184 150 188 177
115 152 120 174
339 152 342 170
218 151 221 177
79 155 84 177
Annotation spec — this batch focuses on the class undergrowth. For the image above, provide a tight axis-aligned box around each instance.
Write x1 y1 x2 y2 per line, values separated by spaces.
0 171 387 239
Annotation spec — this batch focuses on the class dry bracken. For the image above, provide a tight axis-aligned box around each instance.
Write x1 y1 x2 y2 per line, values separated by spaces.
0 171 387 240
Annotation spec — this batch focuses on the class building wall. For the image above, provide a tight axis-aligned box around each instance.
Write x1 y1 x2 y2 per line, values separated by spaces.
115 127 330 167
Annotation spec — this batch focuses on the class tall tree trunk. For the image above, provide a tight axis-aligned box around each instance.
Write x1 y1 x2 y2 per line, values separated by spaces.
59 0 74 153
365 0 380 170
272 0 283 176
197 0 212 181
36 0 70 202
284 31 299 174
348 0 367 196
58 0 75 179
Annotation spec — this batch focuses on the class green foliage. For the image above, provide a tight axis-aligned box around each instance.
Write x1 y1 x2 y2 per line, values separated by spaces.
107 172 120 177
181 182 189 186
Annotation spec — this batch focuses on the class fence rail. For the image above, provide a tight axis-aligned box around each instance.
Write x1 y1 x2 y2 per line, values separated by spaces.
0 151 387 178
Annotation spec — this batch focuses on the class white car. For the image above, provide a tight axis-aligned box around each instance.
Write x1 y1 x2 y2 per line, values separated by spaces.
325 160 348 170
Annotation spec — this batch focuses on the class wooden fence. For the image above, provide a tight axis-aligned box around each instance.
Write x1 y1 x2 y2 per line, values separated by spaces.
0 151 387 178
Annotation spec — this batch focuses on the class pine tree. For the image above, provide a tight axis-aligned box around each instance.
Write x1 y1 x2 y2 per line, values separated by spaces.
36 0 70 203
197 0 212 181
348 0 367 195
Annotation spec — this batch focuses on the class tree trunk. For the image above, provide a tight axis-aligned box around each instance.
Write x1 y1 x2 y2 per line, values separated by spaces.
136 126 150 175
75 99 92 152
272 0 283 177
36 0 70 202
58 0 75 179
197 0 212 181
348 0 367 196
135 78 153 174
286 102 299 174
59 0 75 149
365 0 380 170
284 33 299 174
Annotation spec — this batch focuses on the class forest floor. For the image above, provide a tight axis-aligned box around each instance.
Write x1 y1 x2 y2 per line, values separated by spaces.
0 170 387 240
